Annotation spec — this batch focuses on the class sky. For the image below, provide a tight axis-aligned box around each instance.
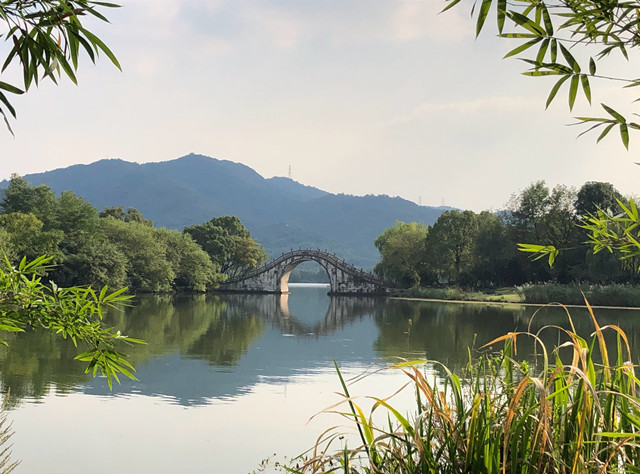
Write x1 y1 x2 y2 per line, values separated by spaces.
1 0 639 212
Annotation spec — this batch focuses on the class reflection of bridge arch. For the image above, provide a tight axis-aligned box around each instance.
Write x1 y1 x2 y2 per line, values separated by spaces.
275 293 380 336
219 249 395 295
213 292 382 337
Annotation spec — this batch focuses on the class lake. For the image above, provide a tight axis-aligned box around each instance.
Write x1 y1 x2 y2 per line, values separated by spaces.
2 284 640 473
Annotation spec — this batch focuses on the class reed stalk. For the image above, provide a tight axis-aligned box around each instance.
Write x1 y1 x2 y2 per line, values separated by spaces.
286 299 640 473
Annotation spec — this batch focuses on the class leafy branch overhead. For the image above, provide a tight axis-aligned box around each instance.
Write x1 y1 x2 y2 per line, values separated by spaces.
0 0 121 134
0 254 143 389
444 0 640 148
582 198 640 267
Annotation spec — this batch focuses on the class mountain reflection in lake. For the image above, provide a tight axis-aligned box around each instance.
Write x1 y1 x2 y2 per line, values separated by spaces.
2 285 640 473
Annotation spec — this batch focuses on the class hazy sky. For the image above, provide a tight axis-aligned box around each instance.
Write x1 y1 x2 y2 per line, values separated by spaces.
2 0 638 211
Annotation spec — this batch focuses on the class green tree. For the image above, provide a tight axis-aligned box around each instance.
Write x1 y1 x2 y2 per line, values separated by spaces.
373 221 429 287
52 191 101 252
0 212 63 262
101 218 174 292
425 210 479 283
53 239 127 289
184 216 267 278
448 0 640 147
100 206 153 226
542 185 578 245
505 181 551 242
471 211 513 286
154 228 222 292
1 175 56 224
0 0 120 133
575 181 623 217
507 181 587 281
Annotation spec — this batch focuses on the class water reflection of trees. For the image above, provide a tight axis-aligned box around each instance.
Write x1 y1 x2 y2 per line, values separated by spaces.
3 293 640 407
0 294 266 407
106 294 265 366
0 291 384 406
373 301 640 372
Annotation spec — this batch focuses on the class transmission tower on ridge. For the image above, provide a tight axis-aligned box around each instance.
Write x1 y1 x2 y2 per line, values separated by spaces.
288 165 292 180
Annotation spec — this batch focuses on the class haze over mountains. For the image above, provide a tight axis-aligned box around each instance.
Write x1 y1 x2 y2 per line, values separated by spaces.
4 154 453 268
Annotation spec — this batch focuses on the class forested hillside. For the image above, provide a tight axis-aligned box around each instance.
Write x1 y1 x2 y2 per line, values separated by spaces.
4 154 451 267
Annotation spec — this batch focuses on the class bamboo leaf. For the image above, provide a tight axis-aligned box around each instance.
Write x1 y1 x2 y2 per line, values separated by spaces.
504 37 542 59
569 74 579 110
476 0 493 37
78 27 121 70
440 0 462 14
0 82 23 95
0 92 17 119
497 0 506 33
560 43 580 73
546 75 570 108
581 74 591 104
602 103 626 123
596 122 616 143
540 3 553 35
507 11 546 35
620 122 630 149
536 38 549 63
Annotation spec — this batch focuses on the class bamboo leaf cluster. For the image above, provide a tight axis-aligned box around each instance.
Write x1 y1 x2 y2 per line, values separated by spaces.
0 254 142 389
582 198 640 266
0 0 120 134
447 0 640 147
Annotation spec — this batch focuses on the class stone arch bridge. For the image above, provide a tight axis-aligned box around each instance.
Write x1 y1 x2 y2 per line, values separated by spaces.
218 249 395 295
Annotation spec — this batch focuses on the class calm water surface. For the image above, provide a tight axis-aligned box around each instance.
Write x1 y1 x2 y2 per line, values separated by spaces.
3 284 640 473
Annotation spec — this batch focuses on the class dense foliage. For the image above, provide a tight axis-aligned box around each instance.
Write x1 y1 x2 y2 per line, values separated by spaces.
0 175 265 292
374 180 635 288
374 221 429 287
184 216 268 279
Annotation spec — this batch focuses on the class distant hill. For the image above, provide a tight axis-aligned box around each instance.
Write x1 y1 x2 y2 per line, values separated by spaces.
2 153 455 268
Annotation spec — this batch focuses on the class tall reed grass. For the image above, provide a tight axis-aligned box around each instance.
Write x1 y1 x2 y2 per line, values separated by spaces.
521 283 640 307
285 300 640 473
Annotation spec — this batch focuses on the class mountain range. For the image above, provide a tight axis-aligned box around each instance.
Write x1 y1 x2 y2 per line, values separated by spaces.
3 153 453 268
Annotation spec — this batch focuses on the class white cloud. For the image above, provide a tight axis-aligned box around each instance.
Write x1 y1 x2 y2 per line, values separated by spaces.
239 3 306 49
194 38 234 58
385 95 542 127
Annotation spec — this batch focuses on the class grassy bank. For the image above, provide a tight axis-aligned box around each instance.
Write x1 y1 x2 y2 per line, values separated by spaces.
520 283 640 307
399 286 524 304
399 283 640 307
280 303 640 473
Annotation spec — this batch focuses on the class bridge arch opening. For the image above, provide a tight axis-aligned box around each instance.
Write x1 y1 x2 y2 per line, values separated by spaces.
279 260 331 293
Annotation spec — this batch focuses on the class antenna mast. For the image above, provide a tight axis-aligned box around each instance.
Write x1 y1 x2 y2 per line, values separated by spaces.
288 165 292 180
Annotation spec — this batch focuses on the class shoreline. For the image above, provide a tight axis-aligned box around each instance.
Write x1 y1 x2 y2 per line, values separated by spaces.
390 295 640 311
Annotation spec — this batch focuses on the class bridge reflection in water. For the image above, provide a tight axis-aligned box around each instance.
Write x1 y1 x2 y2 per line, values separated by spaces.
275 289 380 337
218 249 395 295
